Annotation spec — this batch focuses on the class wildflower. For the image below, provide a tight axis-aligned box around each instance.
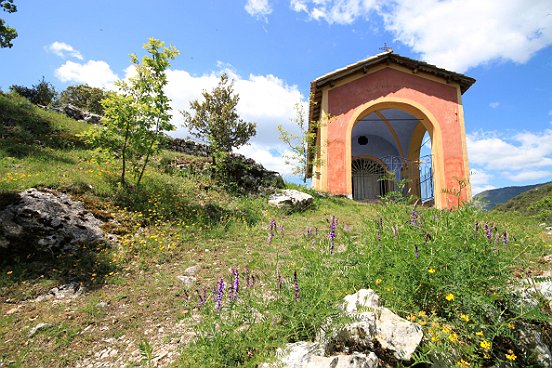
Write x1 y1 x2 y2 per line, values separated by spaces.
410 209 418 226
507 322 515 329
460 314 470 322
474 221 479 238
445 293 455 301
329 215 337 255
216 277 225 312
406 314 416 321
480 339 491 351
305 227 312 240
6 271 13 275
417 311 427 318
375 278 382 285
232 269 239 301
457 359 470 368
293 270 299 302
428 267 436 274
475 331 484 337
505 350 517 361
502 231 508 246
484 223 492 241
269 219 277 233
279 224 284 239
448 333 459 343
267 233 274 244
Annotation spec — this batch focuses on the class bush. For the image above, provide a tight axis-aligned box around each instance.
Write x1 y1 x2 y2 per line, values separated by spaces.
58 84 107 115
9 76 57 106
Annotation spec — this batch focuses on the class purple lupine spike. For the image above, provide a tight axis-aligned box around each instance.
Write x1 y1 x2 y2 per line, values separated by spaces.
502 231 508 246
277 266 283 292
216 277 225 312
484 223 492 241
232 269 239 301
269 219 277 233
410 209 418 226
329 216 337 255
267 233 274 244
378 213 383 230
293 270 299 302
196 289 204 309
474 222 480 239
377 230 381 243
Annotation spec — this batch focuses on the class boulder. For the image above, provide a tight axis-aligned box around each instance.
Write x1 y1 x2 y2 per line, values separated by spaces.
0 188 106 253
83 112 102 124
64 104 85 120
269 190 313 210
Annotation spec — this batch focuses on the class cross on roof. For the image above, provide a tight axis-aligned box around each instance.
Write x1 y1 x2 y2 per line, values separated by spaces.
379 43 393 53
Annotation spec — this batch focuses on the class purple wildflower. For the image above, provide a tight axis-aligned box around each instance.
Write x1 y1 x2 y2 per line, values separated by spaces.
329 215 337 254
216 277 225 312
232 269 239 301
196 289 205 309
293 270 299 302
484 223 492 241
424 232 431 246
474 222 480 239
279 224 284 239
377 230 381 243
267 233 274 244
410 209 418 226
269 219 277 233
502 231 508 246
378 213 383 230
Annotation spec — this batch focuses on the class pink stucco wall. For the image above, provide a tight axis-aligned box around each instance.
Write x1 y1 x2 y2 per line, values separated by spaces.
324 67 468 206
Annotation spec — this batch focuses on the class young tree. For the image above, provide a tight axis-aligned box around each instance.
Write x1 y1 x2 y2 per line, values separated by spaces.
9 77 57 106
0 0 16 48
277 101 318 183
80 38 179 188
58 84 107 115
182 73 256 156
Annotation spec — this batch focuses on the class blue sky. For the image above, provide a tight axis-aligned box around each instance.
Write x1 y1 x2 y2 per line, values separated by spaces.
1 0 551 193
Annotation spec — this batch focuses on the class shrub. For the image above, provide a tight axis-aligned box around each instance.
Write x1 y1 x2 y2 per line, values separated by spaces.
58 84 107 115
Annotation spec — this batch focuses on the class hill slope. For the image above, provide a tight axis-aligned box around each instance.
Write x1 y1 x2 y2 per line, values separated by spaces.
493 182 552 223
474 181 551 210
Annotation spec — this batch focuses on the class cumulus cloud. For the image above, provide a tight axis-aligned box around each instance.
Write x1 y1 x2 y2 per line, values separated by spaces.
469 169 495 194
47 41 84 60
291 0 552 72
54 60 119 89
467 129 552 188
245 0 273 20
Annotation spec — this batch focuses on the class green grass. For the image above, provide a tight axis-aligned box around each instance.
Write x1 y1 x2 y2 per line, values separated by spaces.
0 92 550 367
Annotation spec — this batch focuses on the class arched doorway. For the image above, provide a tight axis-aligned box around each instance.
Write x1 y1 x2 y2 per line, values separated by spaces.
351 157 387 200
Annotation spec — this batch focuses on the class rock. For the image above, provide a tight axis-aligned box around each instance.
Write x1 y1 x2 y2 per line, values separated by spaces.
35 282 86 301
269 190 313 210
64 104 85 120
0 188 107 254
96 301 108 308
28 322 53 337
176 275 196 288
184 265 201 276
516 323 552 367
83 112 102 124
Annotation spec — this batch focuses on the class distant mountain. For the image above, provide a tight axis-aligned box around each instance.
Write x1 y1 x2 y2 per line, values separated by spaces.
474 181 552 211
493 182 552 223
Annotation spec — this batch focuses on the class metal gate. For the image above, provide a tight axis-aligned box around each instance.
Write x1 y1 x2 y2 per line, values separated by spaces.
352 158 387 200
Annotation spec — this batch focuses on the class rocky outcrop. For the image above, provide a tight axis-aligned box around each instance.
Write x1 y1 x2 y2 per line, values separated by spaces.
0 188 107 254
269 189 313 210
262 289 423 368
167 138 285 194
63 104 102 124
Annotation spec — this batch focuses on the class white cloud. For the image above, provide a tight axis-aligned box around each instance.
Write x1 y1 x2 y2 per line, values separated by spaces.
291 0 552 72
383 0 552 72
237 143 294 176
502 170 552 182
245 0 273 20
489 102 500 109
47 41 83 60
290 0 380 24
469 169 495 195
54 60 119 89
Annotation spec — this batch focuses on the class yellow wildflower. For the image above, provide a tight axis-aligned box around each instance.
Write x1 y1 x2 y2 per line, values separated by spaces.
456 359 470 367
448 333 459 343
480 340 491 351
407 314 416 322
475 331 484 337
507 322 515 329
375 278 382 285
460 314 470 322
445 293 455 301
505 350 517 361
6 270 13 275
428 267 436 274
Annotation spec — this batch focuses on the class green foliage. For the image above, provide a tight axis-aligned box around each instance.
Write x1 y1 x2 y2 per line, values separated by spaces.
277 102 312 183
182 73 256 154
494 182 552 223
80 38 179 188
58 84 107 115
9 77 57 106
0 0 17 48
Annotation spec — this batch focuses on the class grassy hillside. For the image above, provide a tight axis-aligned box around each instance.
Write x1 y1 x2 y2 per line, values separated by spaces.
0 92 550 367
493 182 552 223
474 182 550 211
